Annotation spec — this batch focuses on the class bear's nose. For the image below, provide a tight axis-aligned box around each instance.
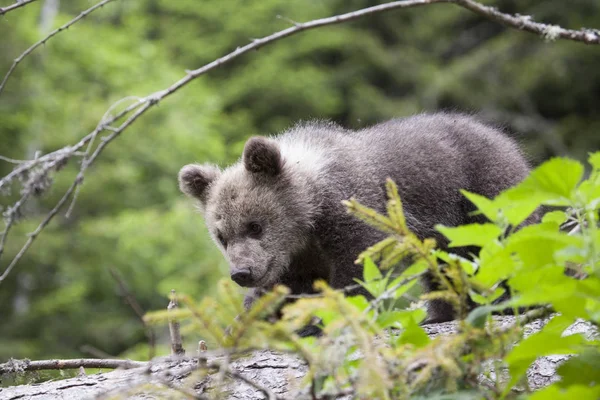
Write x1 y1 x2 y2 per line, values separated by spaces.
231 269 253 287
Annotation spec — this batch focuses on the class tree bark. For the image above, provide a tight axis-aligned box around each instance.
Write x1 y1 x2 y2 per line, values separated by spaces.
0 316 596 400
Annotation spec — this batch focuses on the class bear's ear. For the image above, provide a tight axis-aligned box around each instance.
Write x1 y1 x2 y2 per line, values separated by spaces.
243 136 283 177
178 164 221 203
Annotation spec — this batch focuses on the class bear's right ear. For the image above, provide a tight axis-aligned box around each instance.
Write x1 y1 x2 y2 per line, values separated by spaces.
178 164 221 204
243 136 283 177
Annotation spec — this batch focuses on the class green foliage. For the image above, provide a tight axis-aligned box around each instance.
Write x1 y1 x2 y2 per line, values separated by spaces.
141 153 600 398
1 0 599 391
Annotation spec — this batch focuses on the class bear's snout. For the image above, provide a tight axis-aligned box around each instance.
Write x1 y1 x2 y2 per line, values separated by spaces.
231 268 253 287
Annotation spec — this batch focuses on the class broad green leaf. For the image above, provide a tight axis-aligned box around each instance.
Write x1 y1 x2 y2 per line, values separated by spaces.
437 223 502 248
314 308 340 326
490 158 584 226
505 316 584 391
460 190 500 222
542 210 568 225
396 322 430 348
556 348 600 387
472 242 515 288
376 310 407 329
506 223 583 269
517 157 583 200
396 259 428 280
508 266 577 308
346 295 370 312
500 158 583 207
392 308 429 347
529 384 600 400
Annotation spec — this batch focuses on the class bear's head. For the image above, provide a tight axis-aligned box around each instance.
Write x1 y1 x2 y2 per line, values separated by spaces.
178 136 316 289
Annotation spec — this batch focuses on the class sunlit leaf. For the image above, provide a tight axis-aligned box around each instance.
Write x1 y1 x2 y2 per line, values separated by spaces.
436 223 502 248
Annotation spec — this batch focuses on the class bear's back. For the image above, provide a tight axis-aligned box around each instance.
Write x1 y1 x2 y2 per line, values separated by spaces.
274 113 532 241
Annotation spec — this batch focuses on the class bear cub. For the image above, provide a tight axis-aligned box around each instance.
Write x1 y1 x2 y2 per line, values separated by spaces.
178 113 533 323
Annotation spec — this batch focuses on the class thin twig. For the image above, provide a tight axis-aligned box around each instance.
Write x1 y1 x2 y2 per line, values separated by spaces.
80 345 114 359
168 289 186 356
0 191 28 260
366 272 426 313
0 358 146 374
0 0 119 95
501 305 554 335
455 0 600 44
0 173 79 283
0 0 38 16
109 267 157 359
0 155 28 164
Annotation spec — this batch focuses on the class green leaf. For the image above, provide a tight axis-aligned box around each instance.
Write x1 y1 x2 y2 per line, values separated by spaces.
363 256 382 282
377 309 427 330
588 151 600 170
397 259 428 280
397 322 430 348
471 242 515 288
542 210 568 225
500 158 583 207
461 190 500 222
346 295 370 312
376 310 406 329
468 287 505 305
436 223 502 248
465 304 507 328
507 266 577 309
505 316 584 391
529 384 600 400
506 222 583 269
556 348 600 387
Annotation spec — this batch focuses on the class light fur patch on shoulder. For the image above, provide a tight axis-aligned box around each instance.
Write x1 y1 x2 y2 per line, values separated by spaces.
277 134 329 175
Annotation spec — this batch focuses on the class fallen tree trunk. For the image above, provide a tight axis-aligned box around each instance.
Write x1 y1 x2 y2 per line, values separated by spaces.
0 316 596 400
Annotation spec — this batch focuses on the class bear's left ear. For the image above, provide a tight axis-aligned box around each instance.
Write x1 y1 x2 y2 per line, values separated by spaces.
243 136 283 177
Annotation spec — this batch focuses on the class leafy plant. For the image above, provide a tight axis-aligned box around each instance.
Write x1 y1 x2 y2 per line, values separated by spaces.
145 153 600 399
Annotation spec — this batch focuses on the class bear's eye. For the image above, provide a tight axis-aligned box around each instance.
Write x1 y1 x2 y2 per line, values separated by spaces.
247 222 263 237
216 232 227 248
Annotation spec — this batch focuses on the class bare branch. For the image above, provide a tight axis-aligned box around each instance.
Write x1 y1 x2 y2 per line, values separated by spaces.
1 0 598 284
454 0 600 45
0 0 38 16
0 0 120 95
0 173 80 282
0 358 146 374
0 99 146 283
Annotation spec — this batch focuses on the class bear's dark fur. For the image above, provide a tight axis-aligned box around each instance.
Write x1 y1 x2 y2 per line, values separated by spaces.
178 113 534 323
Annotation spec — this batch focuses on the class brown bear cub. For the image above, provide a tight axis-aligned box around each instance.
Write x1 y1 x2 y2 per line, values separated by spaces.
178 113 533 324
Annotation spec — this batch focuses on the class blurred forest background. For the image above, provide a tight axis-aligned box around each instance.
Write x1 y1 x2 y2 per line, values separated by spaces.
0 0 599 364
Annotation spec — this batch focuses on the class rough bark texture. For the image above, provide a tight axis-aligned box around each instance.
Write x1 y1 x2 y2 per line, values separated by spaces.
1 316 596 400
